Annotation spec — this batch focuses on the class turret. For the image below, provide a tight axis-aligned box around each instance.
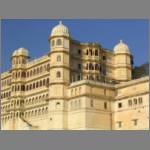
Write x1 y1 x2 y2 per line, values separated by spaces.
114 40 132 81
48 21 71 129
10 48 29 129
48 21 70 85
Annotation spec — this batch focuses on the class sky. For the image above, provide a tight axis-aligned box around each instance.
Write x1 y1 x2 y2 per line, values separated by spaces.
1 19 149 72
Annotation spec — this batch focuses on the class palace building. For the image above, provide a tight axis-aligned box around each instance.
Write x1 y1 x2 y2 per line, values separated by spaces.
0 21 149 130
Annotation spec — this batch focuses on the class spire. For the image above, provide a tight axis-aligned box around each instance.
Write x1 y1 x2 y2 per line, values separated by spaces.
120 39 123 43
59 20 62 25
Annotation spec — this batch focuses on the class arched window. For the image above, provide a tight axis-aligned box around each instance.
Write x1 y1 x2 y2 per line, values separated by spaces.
30 70 33 77
47 78 49 84
95 49 98 56
47 64 50 71
56 39 62 45
27 71 29 77
51 40 55 47
33 69 36 75
95 64 99 70
78 49 81 55
89 75 94 80
40 80 42 87
38 109 41 115
29 84 32 90
33 83 35 89
16 72 18 78
89 63 94 70
89 49 92 56
21 71 26 78
22 58 26 64
56 71 61 78
57 55 61 62
43 79 46 86
86 49 89 55
40 66 43 73
13 59 16 65
12 86 14 91
36 82 39 88
86 63 88 70
21 85 25 91
17 85 20 91
37 68 39 74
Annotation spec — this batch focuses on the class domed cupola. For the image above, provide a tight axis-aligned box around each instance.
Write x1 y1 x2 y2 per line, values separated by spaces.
12 47 29 57
114 40 130 54
51 21 70 37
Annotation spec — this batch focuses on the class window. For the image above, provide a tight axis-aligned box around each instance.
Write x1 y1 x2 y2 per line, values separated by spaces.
138 97 143 104
104 102 107 109
90 100 94 107
57 55 61 62
56 102 60 109
95 50 98 56
128 100 132 106
43 79 46 86
103 56 106 60
89 63 93 70
77 74 80 80
89 75 94 80
95 64 99 70
78 49 81 54
133 98 137 105
132 119 138 126
86 63 88 70
56 102 60 105
78 64 81 70
40 80 42 87
89 49 92 55
51 40 55 46
117 121 122 128
86 49 89 55
56 71 61 78
56 39 62 45
21 71 26 78
118 102 122 108
21 85 25 91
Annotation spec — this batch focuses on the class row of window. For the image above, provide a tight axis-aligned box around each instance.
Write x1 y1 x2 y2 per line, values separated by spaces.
90 100 108 109
0 79 49 98
1 78 11 87
118 97 143 109
25 94 48 105
1 91 11 99
71 74 107 83
128 97 143 106
1 93 49 112
85 63 101 71
117 119 139 128
71 87 82 96
51 39 62 47
12 64 50 79
1 107 48 122
11 78 50 92
70 99 108 110
12 57 26 65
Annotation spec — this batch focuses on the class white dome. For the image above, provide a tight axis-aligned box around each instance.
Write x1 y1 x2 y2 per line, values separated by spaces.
12 47 29 57
51 21 70 37
114 40 130 54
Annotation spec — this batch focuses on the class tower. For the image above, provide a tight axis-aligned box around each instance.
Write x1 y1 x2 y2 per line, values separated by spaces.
10 48 29 129
114 40 132 81
48 21 70 129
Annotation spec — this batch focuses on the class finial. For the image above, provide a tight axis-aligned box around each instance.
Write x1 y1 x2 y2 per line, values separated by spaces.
120 39 123 43
59 21 62 25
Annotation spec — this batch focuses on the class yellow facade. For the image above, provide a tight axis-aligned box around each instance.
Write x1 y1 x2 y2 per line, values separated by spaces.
1 21 149 130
